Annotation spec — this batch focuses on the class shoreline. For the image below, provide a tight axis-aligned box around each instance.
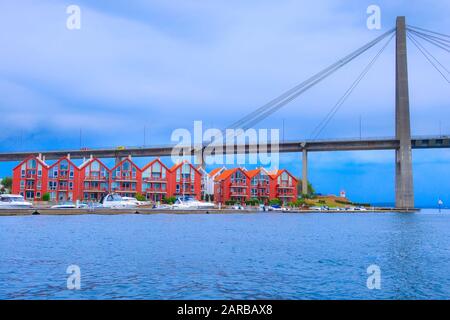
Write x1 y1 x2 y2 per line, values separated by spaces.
0 207 420 216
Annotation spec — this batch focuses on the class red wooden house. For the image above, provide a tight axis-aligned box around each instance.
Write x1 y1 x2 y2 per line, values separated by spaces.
47 156 80 202
214 168 250 204
12 155 49 201
78 157 110 201
110 157 142 197
246 168 271 204
268 169 298 204
141 158 169 202
169 160 201 200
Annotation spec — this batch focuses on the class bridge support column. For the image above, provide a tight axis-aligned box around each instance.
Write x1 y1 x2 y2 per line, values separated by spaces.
395 16 414 209
302 148 308 195
195 148 205 169
115 156 122 166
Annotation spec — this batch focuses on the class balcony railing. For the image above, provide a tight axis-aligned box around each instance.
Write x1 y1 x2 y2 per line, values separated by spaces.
84 176 108 181
83 188 108 192
277 184 294 189
144 189 168 193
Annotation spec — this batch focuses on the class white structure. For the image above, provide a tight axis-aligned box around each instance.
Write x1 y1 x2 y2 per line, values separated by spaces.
198 167 226 201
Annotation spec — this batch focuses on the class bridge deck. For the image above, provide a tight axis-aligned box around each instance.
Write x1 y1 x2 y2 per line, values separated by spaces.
0 136 448 161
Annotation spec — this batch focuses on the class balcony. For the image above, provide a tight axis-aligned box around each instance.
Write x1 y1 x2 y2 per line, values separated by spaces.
84 176 108 181
143 176 166 182
83 188 108 193
277 184 295 189
144 189 168 194
230 191 248 197
230 183 247 187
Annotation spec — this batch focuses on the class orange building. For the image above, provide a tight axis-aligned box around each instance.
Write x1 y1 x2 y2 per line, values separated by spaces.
268 169 298 204
78 157 110 201
169 161 202 200
141 158 169 201
214 168 250 204
12 155 48 201
246 168 271 204
47 156 80 202
110 157 142 197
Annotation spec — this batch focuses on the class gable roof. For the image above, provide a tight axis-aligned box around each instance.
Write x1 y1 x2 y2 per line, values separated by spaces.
245 169 261 178
13 155 48 170
48 156 78 169
214 167 249 181
169 160 199 173
78 157 109 170
209 167 225 177
142 158 169 171
111 157 141 171
269 169 298 181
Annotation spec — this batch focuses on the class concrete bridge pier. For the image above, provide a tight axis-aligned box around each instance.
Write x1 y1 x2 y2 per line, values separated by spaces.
195 147 206 169
395 16 414 209
302 148 308 195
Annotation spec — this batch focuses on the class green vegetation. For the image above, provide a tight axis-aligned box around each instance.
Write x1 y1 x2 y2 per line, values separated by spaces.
245 198 260 206
296 177 315 196
162 196 177 204
269 198 282 206
225 200 237 205
287 198 306 207
0 176 12 193
42 193 50 201
135 193 146 202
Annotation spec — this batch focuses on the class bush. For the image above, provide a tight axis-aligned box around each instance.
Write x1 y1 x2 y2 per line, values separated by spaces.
269 198 282 206
162 196 177 204
287 199 306 207
225 200 237 205
42 193 50 201
245 198 260 206
135 193 146 201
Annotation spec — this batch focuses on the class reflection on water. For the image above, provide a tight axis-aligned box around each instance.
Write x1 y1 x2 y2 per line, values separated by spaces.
0 209 449 299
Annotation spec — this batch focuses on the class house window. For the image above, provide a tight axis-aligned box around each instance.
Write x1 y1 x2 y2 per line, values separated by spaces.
21 170 25 178
36 192 41 199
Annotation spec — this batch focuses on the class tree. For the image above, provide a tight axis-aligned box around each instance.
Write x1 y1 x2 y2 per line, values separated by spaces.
135 193 146 201
42 193 50 201
162 196 177 205
269 198 282 206
1 177 12 193
296 177 315 196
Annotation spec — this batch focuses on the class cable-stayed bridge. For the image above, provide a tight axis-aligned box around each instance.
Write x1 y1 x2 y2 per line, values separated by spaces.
0 17 449 209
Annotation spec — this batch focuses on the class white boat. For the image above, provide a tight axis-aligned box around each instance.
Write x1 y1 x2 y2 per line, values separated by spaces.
51 201 77 209
0 194 33 209
172 196 215 210
99 193 137 209
121 196 148 207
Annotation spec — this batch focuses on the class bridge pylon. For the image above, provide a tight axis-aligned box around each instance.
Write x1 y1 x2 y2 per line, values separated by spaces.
395 16 414 209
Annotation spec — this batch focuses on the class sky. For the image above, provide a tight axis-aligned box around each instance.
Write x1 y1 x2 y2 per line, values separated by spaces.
0 0 449 206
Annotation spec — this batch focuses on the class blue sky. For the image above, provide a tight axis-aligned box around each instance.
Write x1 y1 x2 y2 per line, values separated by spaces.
0 0 449 206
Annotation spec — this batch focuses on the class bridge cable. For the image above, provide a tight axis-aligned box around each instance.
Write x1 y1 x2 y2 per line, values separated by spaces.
407 31 450 75
407 33 450 83
222 28 396 138
407 24 450 39
407 29 450 53
310 33 396 140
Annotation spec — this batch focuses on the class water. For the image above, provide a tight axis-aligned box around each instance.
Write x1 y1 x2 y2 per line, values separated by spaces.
1 210 450 299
